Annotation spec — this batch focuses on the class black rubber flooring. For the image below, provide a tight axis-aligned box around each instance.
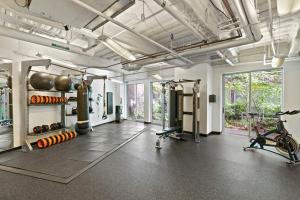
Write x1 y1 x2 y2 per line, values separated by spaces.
0 122 299 199
0 121 146 181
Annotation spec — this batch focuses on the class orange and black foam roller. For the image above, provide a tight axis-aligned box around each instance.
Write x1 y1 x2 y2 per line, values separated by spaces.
71 131 77 138
50 135 57 145
44 96 50 104
46 137 53 147
55 134 62 143
51 96 55 104
37 138 48 149
60 133 66 142
35 95 41 104
48 96 52 104
66 131 73 140
31 95 37 104
63 132 69 141
40 96 45 104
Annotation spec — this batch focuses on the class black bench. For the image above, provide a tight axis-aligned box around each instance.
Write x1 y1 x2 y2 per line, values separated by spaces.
156 126 181 137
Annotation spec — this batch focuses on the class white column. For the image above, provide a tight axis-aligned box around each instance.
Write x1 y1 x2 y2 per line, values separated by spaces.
144 80 151 123
12 61 26 147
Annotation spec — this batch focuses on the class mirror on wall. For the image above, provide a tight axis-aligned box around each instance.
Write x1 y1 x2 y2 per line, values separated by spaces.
0 63 13 152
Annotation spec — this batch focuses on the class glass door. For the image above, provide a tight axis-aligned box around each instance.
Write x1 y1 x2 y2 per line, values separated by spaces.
223 73 250 135
127 83 144 121
250 70 282 130
151 82 169 125
223 69 282 136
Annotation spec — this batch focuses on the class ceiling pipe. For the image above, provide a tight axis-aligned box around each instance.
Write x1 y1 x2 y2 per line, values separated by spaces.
289 22 300 57
152 0 206 40
71 0 194 65
267 0 277 55
230 0 261 41
113 0 262 67
153 0 236 66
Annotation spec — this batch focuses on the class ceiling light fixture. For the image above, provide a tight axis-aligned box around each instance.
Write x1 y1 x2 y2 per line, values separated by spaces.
101 37 136 61
152 74 162 80
271 56 285 68
109 78 123 84
0 58 12 63
36 53 79 68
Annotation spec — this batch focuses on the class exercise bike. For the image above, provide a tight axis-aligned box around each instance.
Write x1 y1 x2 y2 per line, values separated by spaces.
243 110 300 164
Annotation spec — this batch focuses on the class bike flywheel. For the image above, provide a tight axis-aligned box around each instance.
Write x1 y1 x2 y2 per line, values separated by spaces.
274 135 300 155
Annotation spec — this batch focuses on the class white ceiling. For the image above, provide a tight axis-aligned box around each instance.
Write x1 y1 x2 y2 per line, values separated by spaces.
0 0 299 73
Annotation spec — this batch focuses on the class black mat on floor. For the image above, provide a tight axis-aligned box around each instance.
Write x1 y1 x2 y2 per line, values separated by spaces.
0 122 147 183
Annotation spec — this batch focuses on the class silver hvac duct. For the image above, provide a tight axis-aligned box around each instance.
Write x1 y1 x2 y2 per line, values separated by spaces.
118 0 262 66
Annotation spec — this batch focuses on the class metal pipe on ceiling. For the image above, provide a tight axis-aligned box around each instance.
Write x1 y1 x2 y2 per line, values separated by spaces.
152 0 206 40
267 0 277 56
71 0 194 65
119 0 262 66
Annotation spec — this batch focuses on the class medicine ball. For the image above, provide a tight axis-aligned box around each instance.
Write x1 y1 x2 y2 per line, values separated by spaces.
54 75 72 91
30 72 54 90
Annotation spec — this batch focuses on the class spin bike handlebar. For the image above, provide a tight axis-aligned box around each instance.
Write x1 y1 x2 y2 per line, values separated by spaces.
275 110 300 116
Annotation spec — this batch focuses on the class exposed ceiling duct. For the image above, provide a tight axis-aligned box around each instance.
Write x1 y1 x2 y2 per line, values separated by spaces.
277 0 300 16
27 0 135 31
289 22 300 57
71 0 194 65
114 0 262 68
99 36 136 61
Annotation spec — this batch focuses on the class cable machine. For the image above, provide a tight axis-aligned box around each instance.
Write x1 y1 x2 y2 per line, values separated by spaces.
156 79 201 149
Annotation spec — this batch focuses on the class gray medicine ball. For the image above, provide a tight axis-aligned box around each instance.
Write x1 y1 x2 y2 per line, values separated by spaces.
30 72 54 90
54 75 72 91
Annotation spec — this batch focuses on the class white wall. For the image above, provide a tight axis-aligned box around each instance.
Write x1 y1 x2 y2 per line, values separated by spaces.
207 65 213 134
283 61 300 141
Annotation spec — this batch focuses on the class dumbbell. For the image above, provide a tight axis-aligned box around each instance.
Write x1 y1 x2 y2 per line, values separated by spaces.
50 123 59 130
33 126 42 133
56 122 63 129
41 125 49 132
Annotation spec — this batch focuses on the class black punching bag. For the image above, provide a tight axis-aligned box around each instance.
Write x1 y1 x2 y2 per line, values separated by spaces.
75 81 90 135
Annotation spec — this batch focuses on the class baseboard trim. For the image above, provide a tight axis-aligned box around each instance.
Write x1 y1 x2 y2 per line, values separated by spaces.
183 131 222 137
209 131 222 135
92 120 117 128
0 146 22 155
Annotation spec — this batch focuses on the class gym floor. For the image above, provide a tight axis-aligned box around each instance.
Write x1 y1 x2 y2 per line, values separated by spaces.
0 127 13 152
0 121 300 200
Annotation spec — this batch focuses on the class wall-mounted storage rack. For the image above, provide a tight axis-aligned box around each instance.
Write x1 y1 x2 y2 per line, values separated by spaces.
20 59 107 150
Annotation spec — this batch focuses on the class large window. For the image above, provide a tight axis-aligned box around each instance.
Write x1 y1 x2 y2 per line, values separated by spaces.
152 82 169 125
223 69 282 136
127 83 144 120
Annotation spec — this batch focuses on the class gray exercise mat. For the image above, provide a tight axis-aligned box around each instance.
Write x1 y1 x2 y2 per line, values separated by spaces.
0 122 147 183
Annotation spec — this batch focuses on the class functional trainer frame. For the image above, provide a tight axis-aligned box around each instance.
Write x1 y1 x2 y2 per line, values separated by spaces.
156 79 201 149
